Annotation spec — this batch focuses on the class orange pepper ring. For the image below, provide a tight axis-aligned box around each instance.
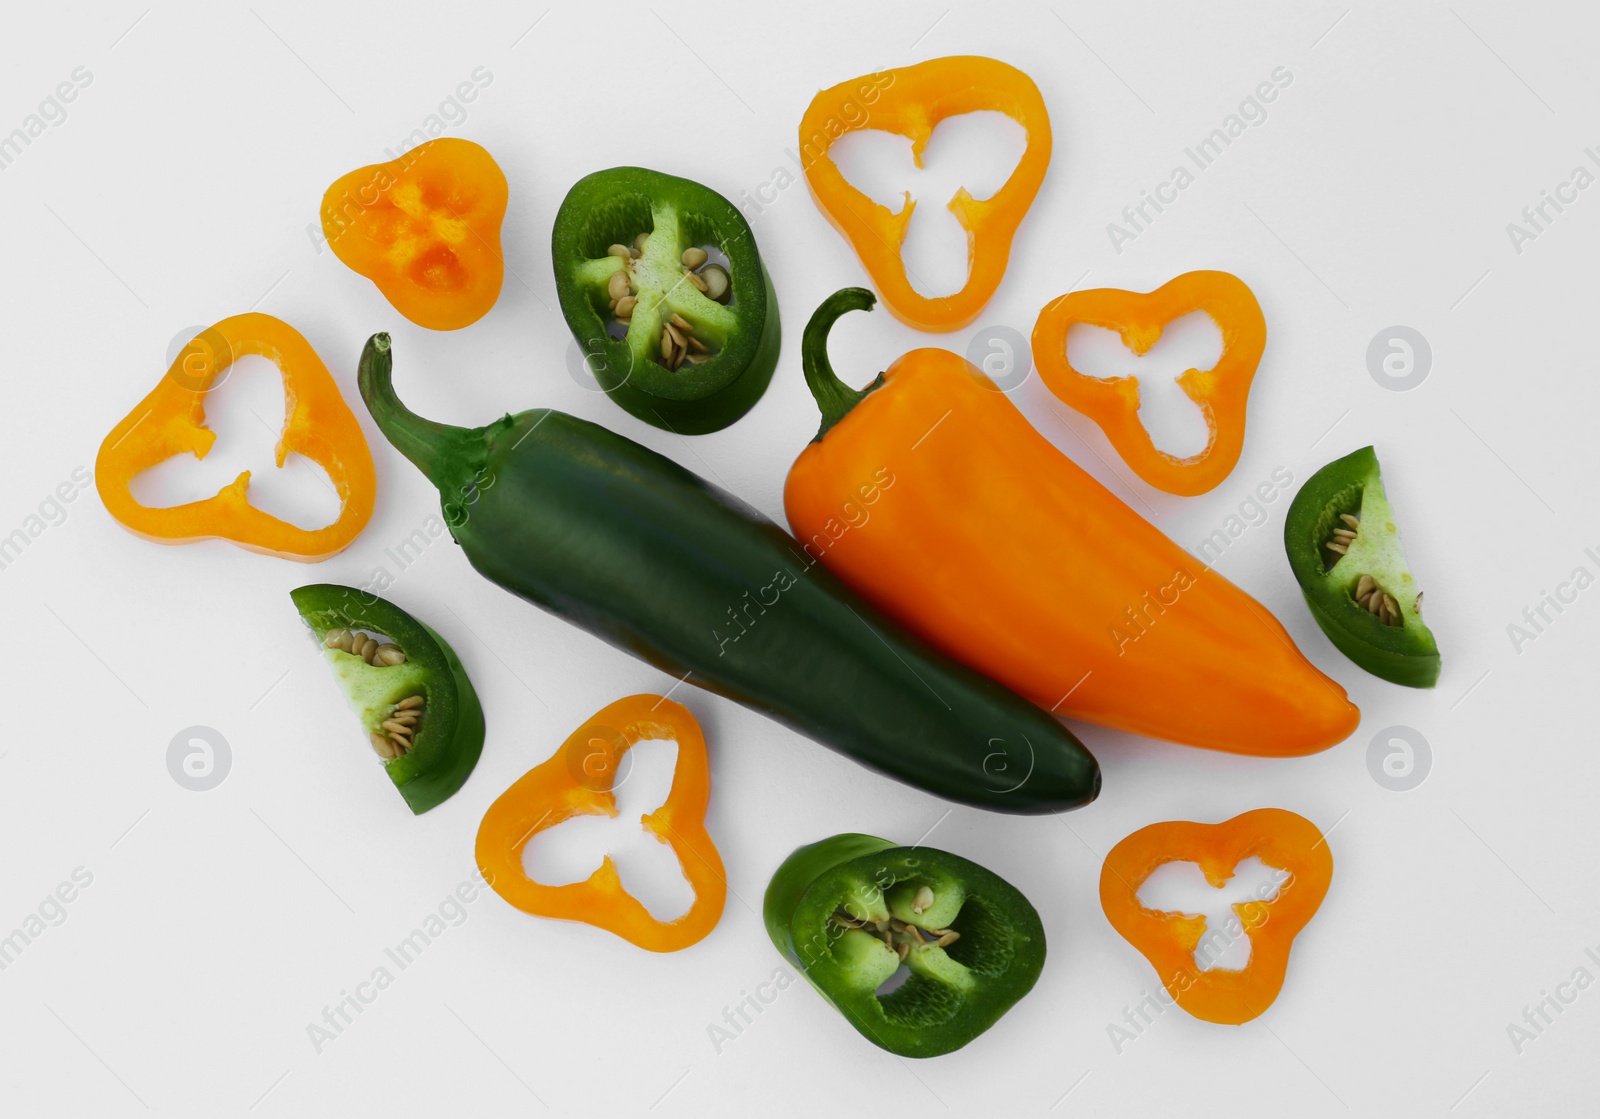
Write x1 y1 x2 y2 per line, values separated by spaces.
799 56 1051 332
1099 808 1332 1025
1032 270 1266 496
475 695 726 953
94 313 375 562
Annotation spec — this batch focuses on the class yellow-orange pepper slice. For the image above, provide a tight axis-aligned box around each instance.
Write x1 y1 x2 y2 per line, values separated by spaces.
476 695 726 953
95 313 375 562
1033 270 1266 496
799 56 1051 332
321 137 507 330
1099 808 1332 1025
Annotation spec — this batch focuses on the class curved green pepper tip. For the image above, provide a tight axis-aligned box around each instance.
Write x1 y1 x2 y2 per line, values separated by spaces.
1284 446 1440 688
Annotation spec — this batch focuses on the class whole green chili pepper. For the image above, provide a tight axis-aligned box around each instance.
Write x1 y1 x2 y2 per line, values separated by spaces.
357 334 1099 814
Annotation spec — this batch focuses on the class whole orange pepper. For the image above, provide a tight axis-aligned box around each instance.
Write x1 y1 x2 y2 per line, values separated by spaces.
320 137 507 330
783 289 1358 757
475 695 726 953
799 56 1050 332
1099 808 1333 1024
95 313 375 562
1033 271 1266 496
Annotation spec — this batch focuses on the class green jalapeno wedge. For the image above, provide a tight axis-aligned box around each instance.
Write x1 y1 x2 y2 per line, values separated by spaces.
1283 446 1440 688
290 584 485 813
551 166 780 434
764 834 1047 1058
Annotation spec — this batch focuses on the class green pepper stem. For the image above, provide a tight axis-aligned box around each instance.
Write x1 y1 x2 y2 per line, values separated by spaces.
802 288 885 441
357 333 475 492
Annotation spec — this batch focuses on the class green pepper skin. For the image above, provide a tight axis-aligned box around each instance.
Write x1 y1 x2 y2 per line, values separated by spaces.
765 834 1047 1058
358 335 1099 814
551 166 780 434
1284 446 1440 688
290 584 485 814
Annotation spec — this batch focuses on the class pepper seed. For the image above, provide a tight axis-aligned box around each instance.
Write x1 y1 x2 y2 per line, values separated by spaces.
607 270 630 302
700 264 731 303
912 885 934 914
633 232 651 255
681 247 709 270
606 244 631 259
371 730 397 760
615 295 637 319
397 695 424 710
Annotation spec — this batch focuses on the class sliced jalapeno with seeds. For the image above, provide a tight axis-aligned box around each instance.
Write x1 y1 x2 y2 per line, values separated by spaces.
290 584 485 813
551 166 779 434
1283 446 1440 688
764 834 1045 1058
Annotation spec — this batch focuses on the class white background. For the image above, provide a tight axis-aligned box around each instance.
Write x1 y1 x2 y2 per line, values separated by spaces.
1 2 1596 1115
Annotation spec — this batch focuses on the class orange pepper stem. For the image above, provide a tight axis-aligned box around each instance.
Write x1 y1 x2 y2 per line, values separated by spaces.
801 287 883 441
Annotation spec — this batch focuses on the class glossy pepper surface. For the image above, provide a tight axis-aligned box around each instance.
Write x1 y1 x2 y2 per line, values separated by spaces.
290 584 484 814
358 333 1098 813
96 314 375 562
1285 446 1439 687
799 56 1050 332
551 167 779 434
321 137 508 330
764 833 1046 1057
1100 808 1333 1025
783 289 1358 757
476 694 724 952
1032 270 1266 496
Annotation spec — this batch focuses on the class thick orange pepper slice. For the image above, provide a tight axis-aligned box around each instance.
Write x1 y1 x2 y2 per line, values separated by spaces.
475 695 726 953
321 137 507 330
799 56 1051 332
95 313 375 562
1033 270 1266 496
1099 808 1333 1025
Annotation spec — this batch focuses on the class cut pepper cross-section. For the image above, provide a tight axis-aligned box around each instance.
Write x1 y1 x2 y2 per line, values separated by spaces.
764 834 1045 1057
1100 808 1333 1025
1032 270 1267 496
290 584 484 815
552 167 780 434
95 313 376 562
476 695 726 953
1284 445 1440 687
799 56 1052 332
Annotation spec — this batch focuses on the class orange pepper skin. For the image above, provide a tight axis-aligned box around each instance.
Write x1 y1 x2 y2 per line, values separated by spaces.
1032 271 1266 496
799 56 1050 332
475 695 726 953
1099 809 1333 1025
95 313 375 562
320 138 507 331
784 294 1357 757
